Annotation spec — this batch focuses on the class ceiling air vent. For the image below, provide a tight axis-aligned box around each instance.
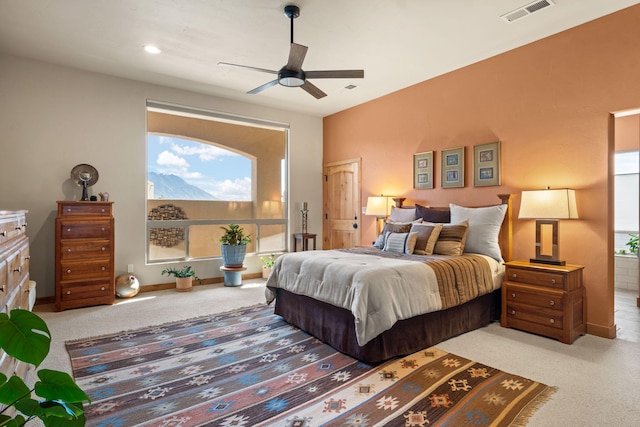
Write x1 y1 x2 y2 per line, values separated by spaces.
501 0 555 23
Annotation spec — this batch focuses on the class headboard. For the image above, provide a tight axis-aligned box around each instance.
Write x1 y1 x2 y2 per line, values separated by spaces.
393 194 514 262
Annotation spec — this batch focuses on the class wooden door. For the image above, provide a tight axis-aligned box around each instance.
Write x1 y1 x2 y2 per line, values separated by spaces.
323 159 361 249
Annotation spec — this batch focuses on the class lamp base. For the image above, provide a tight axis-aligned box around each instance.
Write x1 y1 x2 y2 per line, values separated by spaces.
530 258 566 266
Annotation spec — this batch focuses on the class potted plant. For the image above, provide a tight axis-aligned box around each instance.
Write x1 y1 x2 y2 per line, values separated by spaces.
626 233 639 255
161 265 200 292
220 224 252 267
260 254 277 279
0 309 90 426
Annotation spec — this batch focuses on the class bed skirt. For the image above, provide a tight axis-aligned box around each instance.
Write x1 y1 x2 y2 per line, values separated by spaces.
273 288 501 364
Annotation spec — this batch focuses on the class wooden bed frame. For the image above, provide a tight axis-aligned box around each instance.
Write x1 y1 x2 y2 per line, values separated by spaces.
273 194 514 363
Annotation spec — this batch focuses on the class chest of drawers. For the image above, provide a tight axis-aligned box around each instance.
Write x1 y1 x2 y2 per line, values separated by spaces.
55 201 114 311
501 260 585 344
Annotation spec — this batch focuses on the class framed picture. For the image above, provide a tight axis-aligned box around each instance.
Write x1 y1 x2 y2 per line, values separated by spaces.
441 147 464 188
414 151 433 189
474 141 501 187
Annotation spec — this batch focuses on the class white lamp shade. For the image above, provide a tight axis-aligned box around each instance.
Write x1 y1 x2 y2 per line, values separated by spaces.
366 196 389 216
519 188 579 220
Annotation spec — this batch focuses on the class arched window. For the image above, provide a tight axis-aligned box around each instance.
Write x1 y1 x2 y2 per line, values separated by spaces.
146 101 288 263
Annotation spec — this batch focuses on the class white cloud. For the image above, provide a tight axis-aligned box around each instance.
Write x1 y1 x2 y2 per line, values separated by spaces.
200 177 251 201
170 141 238 162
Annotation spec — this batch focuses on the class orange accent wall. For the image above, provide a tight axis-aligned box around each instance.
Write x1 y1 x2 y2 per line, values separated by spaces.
323 5 640 337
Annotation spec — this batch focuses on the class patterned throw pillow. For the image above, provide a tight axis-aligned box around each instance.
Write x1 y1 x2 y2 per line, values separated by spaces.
383 231 419 254
373 220 414 248
410 223 444 255
433 221 469 256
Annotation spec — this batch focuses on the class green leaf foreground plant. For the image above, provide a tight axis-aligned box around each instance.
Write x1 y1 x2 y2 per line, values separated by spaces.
0 309 89 426
219 224 252 246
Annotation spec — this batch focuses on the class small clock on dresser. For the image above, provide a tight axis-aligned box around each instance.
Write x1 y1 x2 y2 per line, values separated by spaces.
501 260 586 344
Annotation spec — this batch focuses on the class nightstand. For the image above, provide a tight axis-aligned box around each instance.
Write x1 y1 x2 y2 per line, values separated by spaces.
501 260 585 344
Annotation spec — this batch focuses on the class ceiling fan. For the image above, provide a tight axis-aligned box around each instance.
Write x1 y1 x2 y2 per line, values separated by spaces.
218 5 364 99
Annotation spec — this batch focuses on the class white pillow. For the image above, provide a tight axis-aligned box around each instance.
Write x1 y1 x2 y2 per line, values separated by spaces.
450 203 507 261
389 206 416 222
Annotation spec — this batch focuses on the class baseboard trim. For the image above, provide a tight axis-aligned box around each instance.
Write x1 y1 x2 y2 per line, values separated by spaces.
586 322 617 339
34 273 265 305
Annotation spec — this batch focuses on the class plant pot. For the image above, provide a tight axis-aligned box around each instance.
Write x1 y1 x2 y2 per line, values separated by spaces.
262 266 272 279
175 277 193 292
221 244 247 267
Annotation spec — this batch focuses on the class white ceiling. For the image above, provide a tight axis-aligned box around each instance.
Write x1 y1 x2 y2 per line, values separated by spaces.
1 0 639 117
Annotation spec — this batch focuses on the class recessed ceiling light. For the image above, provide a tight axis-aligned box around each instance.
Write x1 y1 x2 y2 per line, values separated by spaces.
144 45 161 54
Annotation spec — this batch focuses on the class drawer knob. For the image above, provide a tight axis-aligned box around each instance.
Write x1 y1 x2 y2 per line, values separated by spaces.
22 224 27 228
511 293 516 298
549 319 555 324
67 208 72 212
549 300 555 306
15 226 22 232
102 247 106 251
67 228 71 232
24 256 30 260
512 273 517 279
100 287 105 291
0 231 6 237
66 269 71 273
67 248 72 252
66 290 71 295
551 279 556 284
101 227 106 232
101 209 105 213
13 267 21 273
511 310 515 315
0 285 4 292
101 267 105 271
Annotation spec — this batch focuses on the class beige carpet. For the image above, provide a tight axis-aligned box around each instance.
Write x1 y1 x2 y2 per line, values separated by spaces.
34 280 640 426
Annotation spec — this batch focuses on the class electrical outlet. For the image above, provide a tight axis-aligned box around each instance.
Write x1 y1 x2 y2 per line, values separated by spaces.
127 264 134 273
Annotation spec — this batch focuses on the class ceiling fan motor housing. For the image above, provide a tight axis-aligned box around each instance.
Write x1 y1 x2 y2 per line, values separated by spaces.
278 68 305 87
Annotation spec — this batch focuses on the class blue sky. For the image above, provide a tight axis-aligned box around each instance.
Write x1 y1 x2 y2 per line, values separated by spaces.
147 135 251 200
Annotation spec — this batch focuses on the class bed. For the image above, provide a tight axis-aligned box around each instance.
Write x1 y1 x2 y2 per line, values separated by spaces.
266 194 513 363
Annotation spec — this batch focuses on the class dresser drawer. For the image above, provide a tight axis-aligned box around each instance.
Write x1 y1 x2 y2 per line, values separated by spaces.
60 240 111 260
60 259 111 281
503 283 564 310
59 280 113 302
0 217 26 245
58 202 112 216
505 266 564 290
59 220 111 239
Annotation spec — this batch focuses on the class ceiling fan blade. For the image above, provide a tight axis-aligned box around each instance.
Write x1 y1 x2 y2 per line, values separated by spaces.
218 62 278 75
301 81 327 99
286 43 308 72
305 70 364 79
248 79 279 94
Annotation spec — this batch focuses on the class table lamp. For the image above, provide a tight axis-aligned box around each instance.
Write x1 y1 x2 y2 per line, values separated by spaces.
366 195 391 236
518 188 578 265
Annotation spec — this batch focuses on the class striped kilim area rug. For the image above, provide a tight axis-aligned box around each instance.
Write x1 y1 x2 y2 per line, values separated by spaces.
66 304 555 427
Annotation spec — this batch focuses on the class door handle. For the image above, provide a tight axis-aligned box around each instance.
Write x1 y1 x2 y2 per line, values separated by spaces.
352 223 358 229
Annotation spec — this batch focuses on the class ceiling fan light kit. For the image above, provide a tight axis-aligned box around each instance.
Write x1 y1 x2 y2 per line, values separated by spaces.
219 4 364 99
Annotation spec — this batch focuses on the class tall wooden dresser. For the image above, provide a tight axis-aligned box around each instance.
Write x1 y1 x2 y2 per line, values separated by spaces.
55 201 115 311
0 210 32 381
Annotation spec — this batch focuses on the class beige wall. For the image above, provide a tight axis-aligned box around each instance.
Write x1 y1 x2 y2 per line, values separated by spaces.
324 5 640 337
0 54 323 298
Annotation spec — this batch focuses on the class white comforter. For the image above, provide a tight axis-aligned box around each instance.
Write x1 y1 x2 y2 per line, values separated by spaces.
268 250 465 346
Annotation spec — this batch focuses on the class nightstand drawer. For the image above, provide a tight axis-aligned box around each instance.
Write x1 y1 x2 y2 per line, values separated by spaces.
504 303 564 330
505 267 564 289
504 283 564 310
